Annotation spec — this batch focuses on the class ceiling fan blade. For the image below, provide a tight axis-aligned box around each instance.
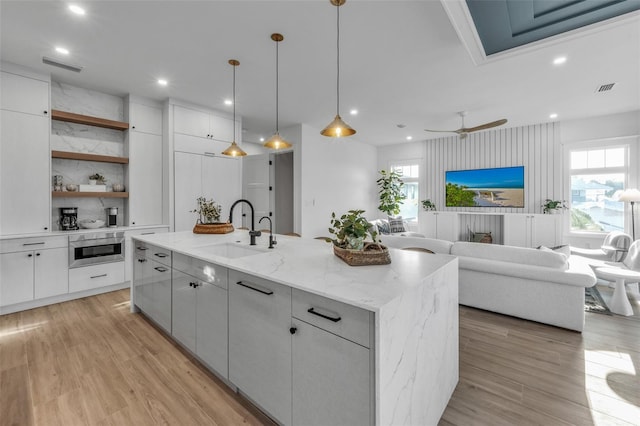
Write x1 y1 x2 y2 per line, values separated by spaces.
424 129 458 133
462 119 508 133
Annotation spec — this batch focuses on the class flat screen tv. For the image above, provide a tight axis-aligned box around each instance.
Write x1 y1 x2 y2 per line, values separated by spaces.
445 166 524 208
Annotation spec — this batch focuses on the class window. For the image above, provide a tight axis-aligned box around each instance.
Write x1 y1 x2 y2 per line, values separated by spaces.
569 146 627 233
390 163 419 224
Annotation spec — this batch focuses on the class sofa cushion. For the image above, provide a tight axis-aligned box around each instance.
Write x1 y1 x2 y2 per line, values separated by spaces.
451 241 568 270
388 216 406 233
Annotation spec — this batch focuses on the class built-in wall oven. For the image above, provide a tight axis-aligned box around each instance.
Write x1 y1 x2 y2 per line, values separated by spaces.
68 231 125 268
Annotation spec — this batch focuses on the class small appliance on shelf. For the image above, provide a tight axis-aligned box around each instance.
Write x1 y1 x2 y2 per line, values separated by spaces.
106 207 118 227
59 207 79 231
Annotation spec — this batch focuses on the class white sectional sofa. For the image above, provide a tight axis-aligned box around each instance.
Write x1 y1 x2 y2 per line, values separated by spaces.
381 235 597 332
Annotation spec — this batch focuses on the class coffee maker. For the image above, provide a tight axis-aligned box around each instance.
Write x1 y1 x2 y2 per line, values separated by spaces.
60 207 79 231
106 207 118 228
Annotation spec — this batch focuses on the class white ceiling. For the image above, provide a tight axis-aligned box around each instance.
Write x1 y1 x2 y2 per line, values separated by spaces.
1 1 638 146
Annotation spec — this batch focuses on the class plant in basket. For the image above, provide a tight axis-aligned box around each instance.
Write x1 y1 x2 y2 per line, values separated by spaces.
327 209 390 266
191 197 233 234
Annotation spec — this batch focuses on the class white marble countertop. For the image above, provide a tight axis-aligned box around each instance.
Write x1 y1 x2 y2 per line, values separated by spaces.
0 224 169 240
132 230 457 313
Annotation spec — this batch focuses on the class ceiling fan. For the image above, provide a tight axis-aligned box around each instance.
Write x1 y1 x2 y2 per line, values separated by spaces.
424 112 507 139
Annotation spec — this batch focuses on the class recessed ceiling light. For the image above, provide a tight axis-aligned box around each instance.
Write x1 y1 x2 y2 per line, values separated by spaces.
406 136 413 141
553 56 567 65
549 113 558 119
224 99 233 106
350 109 358 116
157 79 168 86
68 4 85 15
55 47 69 55
259 137 265 142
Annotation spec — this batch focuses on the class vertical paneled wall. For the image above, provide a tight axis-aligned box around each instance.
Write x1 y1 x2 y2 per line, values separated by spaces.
424 122 562 215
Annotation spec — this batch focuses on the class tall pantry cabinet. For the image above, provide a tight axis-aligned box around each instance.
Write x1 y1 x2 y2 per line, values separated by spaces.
0 65 51 235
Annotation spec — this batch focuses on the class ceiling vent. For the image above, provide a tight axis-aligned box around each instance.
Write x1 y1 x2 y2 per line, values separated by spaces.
42 56 83 73
595 83 615 93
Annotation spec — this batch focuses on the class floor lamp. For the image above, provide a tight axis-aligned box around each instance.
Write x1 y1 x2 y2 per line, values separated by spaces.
619 188 640 241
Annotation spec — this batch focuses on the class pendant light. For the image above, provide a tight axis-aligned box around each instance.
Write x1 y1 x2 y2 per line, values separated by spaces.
222 59 247 157
264 33 292 150
321 0 356 138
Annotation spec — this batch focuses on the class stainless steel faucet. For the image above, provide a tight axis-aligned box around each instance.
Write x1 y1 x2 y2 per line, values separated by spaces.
228 199 261 245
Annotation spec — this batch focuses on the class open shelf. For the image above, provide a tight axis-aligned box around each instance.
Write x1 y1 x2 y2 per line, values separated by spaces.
52 191 129 198
51 150 129 164
51 109 129 131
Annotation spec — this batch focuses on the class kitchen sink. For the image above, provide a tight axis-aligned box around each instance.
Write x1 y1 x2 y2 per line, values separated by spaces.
202 242 266 259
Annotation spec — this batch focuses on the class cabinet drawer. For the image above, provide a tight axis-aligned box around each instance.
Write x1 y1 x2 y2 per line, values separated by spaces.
148 243 171 266
292 289 372 348
173 252 227 289
1 235 67 253
69 262 125 293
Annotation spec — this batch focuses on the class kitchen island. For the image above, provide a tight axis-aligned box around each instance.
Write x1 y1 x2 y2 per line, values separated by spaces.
131 230 458 426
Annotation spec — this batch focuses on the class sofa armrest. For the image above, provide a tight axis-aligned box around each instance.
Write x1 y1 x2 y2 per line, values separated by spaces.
458 256 596 288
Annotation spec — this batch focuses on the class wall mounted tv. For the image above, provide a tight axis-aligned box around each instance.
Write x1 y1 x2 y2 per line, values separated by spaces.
445 166 525 208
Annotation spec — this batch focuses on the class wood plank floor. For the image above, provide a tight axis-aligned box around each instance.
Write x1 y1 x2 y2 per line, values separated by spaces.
1 285 638 426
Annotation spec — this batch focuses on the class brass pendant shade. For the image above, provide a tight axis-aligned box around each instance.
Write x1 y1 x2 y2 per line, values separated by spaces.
264 33 292 150
321 0 356 138
222 59 247 157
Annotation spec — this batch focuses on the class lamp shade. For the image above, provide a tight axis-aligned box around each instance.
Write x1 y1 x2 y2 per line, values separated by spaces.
320 114 356 137
221 141 247 157
618 188 640 202
264 132 291 150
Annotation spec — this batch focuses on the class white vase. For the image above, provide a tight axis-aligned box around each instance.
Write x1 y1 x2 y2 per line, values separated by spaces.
89 179 97 185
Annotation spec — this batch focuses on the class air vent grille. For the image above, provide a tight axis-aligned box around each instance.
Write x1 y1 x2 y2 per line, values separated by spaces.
42 56 83 73
595 83 615 93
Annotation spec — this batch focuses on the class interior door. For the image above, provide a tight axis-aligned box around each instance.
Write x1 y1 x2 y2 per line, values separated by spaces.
242 154 270 230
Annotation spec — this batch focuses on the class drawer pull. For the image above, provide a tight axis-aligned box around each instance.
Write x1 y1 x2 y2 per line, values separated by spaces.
154 266 168 272
137 258 147 263
141 232 155 235
307 307 342 323
23 242 45 246
189 281 201 288
90 274 108 279
154 253 168 258
236 280 273 295
136 246 148 250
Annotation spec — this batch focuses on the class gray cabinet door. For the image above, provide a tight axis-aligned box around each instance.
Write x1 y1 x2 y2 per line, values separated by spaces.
149 260 172 332
172 269 197 352
228 271 292 425
292 320 372 426
196 279 228 379
132 254 147 311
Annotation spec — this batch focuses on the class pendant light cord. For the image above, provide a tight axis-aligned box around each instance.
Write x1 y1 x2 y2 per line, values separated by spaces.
336 2 340 116
276 39 279 133
233 63 236 142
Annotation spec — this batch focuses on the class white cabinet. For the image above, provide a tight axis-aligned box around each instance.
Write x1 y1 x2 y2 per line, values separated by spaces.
228 270 292 425
174 151 241 232
421 211 459 241
172 254 228 378
1 71 49 115
503 214 561 248
174 105 237 143
0 237 68 307
69 262 124 293
127 102 163 227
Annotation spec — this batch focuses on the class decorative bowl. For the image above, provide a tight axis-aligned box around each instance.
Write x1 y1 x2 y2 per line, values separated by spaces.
66 184 78 192
79 219 105 229
112 183 125 192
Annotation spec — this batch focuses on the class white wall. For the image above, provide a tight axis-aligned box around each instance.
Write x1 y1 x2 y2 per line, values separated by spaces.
296 124 378 238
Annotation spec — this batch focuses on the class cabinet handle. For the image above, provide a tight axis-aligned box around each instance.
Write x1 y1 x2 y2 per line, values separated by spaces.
137 258 147 263
236 280 273 295
44 227 48 230
90 274 108 279
141 232 155 235
190 281 201 288
36 253 41 257
44 110 48 115
28 253 33 257
307 307 341 323
204 152 216 157
154 267 168 272
290 327 297 335
23 242 45 246
136 246 148 250
154 253 168 258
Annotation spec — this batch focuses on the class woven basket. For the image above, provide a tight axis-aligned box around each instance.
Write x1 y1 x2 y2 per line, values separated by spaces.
193 222 234 234
333 242 391 266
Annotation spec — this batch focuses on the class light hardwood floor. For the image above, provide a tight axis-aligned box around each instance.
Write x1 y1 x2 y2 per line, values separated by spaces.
1 285 638 426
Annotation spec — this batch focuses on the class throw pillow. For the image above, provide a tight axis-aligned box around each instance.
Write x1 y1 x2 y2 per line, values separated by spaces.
388 216 406 233
550 244 571 257
377 219 391 235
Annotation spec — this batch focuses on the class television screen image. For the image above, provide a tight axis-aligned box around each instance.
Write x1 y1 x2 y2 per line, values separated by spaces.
445 166 525 208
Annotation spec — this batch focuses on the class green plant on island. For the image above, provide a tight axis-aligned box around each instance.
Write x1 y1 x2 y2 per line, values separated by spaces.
89 173 106 183
542 199 568 214
377 170 406 216
191 196 222 224
445 183 476 207
421 199 436 211
327 209 380 250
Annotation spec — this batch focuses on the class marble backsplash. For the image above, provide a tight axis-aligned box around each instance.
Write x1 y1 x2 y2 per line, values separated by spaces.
50 82 127 229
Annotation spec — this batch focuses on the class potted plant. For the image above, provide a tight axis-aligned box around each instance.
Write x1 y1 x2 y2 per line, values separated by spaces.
191 196 233 234
327 209 390 266
421 199 436 211
89 173 106 185
542 199 567 214
377 170 406 217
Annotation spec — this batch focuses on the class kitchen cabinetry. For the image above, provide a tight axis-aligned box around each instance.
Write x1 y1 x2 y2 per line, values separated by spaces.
127 101 163 226
0 236 68 307
421 211 459 241
0 69 50 236
174 105 237 143
172 253 228 377
503 213 561 248
133 242 172 332
228 270 292 425
174 151 241 232
69 261 124 293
